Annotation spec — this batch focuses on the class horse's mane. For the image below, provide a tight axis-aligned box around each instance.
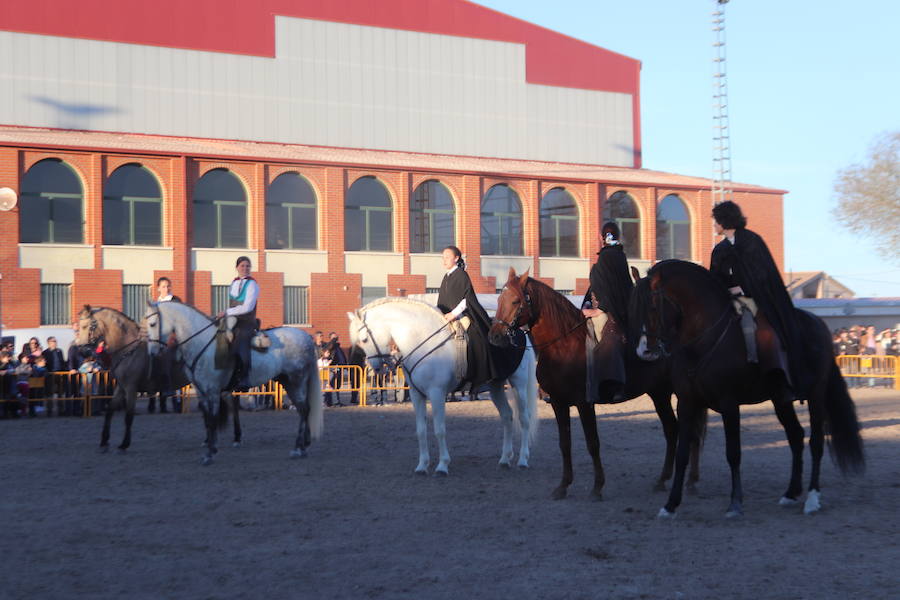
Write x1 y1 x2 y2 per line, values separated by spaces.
156 299 216 322
81 305 141 333
521 277 583 329
359 296 443 319
647 260 730 301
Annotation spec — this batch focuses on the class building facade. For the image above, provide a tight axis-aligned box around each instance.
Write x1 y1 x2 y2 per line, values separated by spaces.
0 0 785 337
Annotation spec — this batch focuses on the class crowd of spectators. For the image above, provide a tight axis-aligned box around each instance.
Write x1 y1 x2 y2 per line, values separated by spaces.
832 323 900 388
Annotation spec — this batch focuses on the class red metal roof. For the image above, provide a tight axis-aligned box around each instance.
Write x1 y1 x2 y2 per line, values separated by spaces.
0 125 784 194
0 0 639 95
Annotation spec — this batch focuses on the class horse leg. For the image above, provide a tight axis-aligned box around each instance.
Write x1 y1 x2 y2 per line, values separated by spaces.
431 394 450 476
721 404 744 518
287 380 311 458
649 391 678 491
804 388 826 514
549 399 573 500
230 392 243 447
773 398 805 505
201 398 218 465
577 401 604 501
412 391 430 474
118 388 137 453
488 381 515 468
687 407 707 492
98 395 115 453
660 402 701 518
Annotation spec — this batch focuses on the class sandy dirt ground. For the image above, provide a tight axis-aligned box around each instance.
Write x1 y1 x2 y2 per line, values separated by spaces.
1 388 898 599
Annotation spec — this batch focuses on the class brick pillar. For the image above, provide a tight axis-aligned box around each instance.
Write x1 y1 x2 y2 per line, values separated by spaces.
193 271 212 314
252 271 283 328
172 157 192 303
386 274 426 297
72 269 123 321
309 272 362 340
252 162 266 271
323 167 345 274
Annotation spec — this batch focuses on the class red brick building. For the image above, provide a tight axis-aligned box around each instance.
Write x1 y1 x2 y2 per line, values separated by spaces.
0 0 785 337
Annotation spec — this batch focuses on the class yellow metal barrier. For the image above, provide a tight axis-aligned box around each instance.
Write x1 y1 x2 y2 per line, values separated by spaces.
319 365 364 405
836 355 899 390
361 365 409 407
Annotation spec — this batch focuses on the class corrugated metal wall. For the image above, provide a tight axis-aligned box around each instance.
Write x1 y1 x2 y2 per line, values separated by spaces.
0 17 633 165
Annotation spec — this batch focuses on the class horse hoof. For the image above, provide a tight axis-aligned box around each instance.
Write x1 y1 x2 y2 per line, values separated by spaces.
200 456 214 466
517 462 530 470
116 448 127 455
433 468 449 477
657 508 676 519
289 448 306 459
97 446 109 454
778 496 800 507
551 488 567 501
686 483 699 496
414 467 428 476
232 441 242 449
200 442 208 448
804 490 822 515
653 481 667 492
589 491 603 502
725 508 743 519
498 461 511 470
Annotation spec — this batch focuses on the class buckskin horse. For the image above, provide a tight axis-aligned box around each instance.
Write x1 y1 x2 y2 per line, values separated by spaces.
489 268 702 501
631 260 864 517
75 305 201 453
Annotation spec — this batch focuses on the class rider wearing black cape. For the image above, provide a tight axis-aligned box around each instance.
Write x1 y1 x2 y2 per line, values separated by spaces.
710 201 811 396
581 222 633 403
437 245 523 389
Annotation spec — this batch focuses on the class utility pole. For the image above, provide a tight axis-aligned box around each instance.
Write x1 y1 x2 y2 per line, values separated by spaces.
712 0 733 206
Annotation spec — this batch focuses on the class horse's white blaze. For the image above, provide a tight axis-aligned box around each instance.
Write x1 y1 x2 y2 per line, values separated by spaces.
804 490 822 514
348 298 537 476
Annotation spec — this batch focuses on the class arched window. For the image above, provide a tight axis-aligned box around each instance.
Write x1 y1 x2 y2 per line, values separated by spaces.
345 176 392 252
481 184 523 256
603 191 641 259
410 180 455 253
266 172 317 249
19 158 83 243
539 187 579 257
193 169 247 248
103 164 162 246
656 194 691 260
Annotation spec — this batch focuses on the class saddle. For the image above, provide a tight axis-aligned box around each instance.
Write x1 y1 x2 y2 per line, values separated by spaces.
448 316 469 385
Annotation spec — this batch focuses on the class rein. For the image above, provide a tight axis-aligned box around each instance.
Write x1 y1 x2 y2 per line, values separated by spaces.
146 308 222 378
356 310 454 397
494 281 588 352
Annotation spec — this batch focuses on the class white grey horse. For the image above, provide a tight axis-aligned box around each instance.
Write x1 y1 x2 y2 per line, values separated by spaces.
348 298 538 475
145 301 323 465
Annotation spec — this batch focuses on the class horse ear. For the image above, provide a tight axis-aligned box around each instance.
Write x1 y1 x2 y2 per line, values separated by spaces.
346 311 357 322
631 266 641 284
83 304 91 313
507 267 518 282
518 268 530 286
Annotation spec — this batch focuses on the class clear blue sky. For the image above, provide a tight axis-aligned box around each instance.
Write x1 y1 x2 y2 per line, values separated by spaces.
478 0 900 297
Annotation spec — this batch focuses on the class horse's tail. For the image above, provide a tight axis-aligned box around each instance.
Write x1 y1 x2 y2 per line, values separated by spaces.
217 392 230 431
307 365 324 441
511 347 539 444
823 361 865 475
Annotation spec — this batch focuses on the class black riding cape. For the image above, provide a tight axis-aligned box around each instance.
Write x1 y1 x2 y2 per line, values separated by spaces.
437 267 523 387
710 228 811 393
582 244 633 328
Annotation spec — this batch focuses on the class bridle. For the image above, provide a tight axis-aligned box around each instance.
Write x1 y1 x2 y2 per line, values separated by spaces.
492 280 585 351
146 305 221 378
354 309 454 398
646 285 737 373
78 308 142 369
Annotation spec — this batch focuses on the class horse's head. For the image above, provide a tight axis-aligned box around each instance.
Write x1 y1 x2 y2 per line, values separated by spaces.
489 268 533 347
629 270 675 361
75 305 102 349
347 309 393 372
144 300 167 358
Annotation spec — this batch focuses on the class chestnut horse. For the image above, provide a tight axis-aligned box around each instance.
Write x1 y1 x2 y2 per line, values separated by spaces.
489 268 701 500
631 260 864 517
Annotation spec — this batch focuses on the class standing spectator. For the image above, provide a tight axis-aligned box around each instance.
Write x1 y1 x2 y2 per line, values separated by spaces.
66 331 89 417
42 336 66 417
325 333 347 407
14 354 34 417
149 276 182 413
0 351 17 417
314 331 327 359
348 344 367 405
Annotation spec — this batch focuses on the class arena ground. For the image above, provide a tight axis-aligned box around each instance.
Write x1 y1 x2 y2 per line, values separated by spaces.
2 388 898 599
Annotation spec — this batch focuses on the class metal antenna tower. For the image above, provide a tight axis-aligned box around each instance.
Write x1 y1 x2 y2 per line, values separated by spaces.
712 0 732 205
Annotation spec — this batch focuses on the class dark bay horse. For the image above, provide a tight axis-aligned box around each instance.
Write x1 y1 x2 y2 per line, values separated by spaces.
489 269 702 500
631 260 864 517
75 306 242 452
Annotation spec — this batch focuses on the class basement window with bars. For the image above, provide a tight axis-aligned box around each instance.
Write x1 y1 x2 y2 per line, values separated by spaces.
283 286 309 325
40 284 71 326
122 284 150 322
211 285 231 316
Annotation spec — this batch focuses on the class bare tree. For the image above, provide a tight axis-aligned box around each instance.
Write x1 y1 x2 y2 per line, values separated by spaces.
832 131 900 264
